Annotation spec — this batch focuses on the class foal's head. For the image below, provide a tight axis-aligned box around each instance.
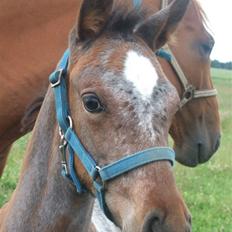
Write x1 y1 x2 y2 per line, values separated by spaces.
68 0 191 231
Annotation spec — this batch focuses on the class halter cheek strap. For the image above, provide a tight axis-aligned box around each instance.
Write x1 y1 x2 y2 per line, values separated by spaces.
156 46 217 108
49 49 175 221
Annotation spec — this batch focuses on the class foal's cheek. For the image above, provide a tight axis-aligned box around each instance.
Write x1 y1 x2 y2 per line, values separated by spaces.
163 84 180 119
103 180 133 226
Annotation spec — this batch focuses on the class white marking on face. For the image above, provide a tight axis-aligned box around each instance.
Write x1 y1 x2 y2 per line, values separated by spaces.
92 201 121 232
124 50 158 100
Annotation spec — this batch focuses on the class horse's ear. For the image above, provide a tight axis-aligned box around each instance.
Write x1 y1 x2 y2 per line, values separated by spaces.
134 0 190 50
76 0 113 41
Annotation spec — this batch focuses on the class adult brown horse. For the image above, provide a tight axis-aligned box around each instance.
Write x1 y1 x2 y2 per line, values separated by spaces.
0 0 192 231
0 0 220 177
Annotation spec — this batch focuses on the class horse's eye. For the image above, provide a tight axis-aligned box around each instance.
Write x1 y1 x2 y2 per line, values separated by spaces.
199 39 214 57
200 43 212 56
82 94 104 113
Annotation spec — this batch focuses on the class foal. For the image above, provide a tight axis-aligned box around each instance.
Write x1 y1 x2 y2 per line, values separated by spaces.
0 0 191 231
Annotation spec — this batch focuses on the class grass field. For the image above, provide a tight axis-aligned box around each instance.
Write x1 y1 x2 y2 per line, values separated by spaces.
0 68 231 231
175 68 232 232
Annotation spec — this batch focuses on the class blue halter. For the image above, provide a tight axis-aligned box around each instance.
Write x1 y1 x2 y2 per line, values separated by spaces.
49 49 175 221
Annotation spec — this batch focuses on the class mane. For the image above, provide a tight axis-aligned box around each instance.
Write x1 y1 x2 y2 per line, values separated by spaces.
103 9 145 37
192 0 211 31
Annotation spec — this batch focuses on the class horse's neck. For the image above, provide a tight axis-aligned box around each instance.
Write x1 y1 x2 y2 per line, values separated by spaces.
0 88 94 232
0 0 78 80
0 0 78 150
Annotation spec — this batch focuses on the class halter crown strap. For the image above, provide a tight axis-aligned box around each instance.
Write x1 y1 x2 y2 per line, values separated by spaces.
49 49 70 132
49 49 175 221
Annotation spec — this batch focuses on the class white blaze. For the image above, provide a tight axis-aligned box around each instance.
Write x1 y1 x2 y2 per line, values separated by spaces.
92 201 121 232
124 50 158 99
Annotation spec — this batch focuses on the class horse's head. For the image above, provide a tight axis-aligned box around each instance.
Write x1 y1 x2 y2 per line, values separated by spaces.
166 0 221 166
67 0 191 231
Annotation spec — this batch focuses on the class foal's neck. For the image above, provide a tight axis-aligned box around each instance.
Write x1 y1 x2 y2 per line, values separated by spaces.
0 88 94 232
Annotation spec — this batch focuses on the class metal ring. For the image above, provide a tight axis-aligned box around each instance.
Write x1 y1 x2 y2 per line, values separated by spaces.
50 69 63 88
183 86 195 100
59 126 65 139
96 166 101 172
67 115 73 129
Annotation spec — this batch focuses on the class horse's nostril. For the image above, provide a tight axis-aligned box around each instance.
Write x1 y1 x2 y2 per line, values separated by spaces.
197 142 203 157
151 216 161 228
197 142 202 148
143 210 165 232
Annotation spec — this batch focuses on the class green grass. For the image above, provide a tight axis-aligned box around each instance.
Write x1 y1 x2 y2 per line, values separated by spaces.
0 135 29 206
211 68 232 80
175 68 232 232
0 68 231 231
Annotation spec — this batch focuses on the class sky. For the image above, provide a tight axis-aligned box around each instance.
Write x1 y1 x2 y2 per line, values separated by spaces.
200 0 232 62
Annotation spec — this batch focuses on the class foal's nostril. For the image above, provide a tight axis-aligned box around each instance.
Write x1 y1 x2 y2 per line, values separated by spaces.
143 210 165 232
150 216 161 229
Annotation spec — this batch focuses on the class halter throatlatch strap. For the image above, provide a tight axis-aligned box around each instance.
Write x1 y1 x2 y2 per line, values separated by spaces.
49 49 175 221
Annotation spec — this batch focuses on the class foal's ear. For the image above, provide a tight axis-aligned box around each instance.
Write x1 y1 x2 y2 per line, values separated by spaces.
134 0 190 50
76 0 113 41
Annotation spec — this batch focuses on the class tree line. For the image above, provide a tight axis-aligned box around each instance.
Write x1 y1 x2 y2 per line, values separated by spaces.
211 60 232 70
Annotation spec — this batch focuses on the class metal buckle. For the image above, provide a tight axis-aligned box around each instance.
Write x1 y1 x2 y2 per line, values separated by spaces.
50 69 63 88
183 85 195 100
58 115 73 138
59 134 68 176
58 116 73 176
93 166 105 189
61 156 69 176
59 139 69 176
179 85 195 108
92 166 101 180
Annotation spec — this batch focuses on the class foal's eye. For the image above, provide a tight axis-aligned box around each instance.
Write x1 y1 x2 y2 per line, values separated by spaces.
82 93 104 113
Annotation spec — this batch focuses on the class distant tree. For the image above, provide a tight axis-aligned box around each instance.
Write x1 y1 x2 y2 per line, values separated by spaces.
211 60 232 70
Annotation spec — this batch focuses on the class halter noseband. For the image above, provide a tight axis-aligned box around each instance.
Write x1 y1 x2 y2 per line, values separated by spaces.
49 49 175 221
